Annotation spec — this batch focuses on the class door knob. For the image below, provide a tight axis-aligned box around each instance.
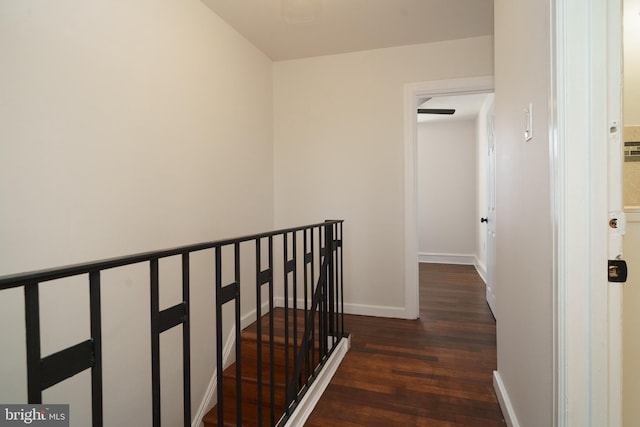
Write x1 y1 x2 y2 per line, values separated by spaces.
480 217 488 223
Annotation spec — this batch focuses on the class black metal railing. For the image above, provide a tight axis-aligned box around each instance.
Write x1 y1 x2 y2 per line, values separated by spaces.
0 220 345 427
281 221 345 424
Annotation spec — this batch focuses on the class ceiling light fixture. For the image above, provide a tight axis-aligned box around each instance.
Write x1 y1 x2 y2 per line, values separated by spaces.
281 0 323 25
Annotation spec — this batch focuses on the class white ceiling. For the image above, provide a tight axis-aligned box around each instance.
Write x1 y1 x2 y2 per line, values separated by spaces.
201 0 494 61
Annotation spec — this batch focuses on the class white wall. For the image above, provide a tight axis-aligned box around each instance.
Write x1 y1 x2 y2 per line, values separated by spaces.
417 120 476 263
0 1 273 426
273 36 494 317
494 0 554 425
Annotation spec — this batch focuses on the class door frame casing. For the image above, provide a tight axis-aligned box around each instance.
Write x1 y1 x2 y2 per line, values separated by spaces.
606 0 623 425
403 76 495 320
553 0 622 425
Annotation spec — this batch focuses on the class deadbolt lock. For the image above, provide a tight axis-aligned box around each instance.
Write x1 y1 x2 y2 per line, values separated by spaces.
608 259 628 283
609 211 626 235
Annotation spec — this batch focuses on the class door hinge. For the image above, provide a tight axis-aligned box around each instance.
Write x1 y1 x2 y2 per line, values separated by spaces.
608 259 628 283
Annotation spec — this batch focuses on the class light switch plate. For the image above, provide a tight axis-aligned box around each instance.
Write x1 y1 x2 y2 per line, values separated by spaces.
524 103 533 142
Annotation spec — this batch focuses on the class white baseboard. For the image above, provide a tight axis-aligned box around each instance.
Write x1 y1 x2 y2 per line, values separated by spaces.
241 300 271 330
192 301 270 427
284 335 351 427
493 370 520 427
418 252 476 265
192 328 237 427
474 260 487 284
274 297 410 319
343 302 410 319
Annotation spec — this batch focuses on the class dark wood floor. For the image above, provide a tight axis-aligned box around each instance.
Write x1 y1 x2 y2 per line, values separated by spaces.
304 263 505 426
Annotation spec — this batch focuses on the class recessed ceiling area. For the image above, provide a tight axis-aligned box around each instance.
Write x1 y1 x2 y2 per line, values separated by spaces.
417 93 491 123
200 0 494 61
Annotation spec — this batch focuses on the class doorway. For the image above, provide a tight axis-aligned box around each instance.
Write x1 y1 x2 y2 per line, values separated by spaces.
403 76 495 320
415 93 496 317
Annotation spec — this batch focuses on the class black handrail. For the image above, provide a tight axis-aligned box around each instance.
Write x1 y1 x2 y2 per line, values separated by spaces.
0 220 345 427
0 221 340 290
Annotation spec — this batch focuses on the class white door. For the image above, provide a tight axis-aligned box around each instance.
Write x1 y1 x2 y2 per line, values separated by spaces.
485 107 497 317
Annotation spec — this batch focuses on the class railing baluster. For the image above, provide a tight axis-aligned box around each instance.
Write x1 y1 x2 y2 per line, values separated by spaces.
336 225 340 344
268 235 275 427
312 227 318 369
292 231 298 397
89 271 103 427
324 225 331 355
25 282 42 404
336 223 340 345
303 229 310 383
181 254 191 427
338 223 344 337
255 237 263 426
214 247 224 427
283 232 290 414
319 229 326 359
150 258 161 427
328 226 333 353
234 243 242 427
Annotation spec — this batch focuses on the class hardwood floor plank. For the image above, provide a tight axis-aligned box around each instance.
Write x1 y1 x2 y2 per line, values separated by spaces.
304 263 505 426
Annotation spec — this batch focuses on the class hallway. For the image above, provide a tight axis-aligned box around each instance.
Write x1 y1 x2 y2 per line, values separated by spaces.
305 263 505 426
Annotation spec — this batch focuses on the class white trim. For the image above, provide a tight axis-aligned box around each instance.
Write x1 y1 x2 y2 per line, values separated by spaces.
474 260 487 284
343 302 408 319
192 301 270 427
549 0 563 424
273 297 291 308
192 327 237 427
284 336 351 427
609 283 623 427
241 301 271 330
493 371 521 427
275 297 408 319
554 0 613 425
417 252 475 265
404 76 495 321
606 1 623 425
